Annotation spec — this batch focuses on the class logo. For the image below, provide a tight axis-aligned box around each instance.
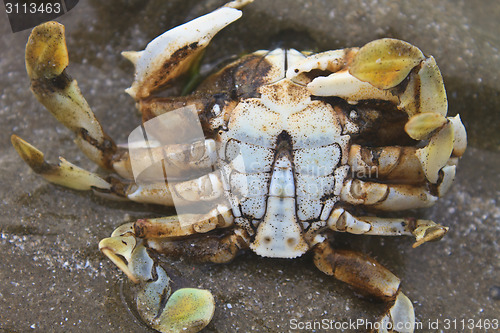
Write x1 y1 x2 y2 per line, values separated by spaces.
4 0 79 32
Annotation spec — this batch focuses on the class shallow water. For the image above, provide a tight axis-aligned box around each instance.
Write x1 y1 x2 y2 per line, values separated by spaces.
0 0 499 332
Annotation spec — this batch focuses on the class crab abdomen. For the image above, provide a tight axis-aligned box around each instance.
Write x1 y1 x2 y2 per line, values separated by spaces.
214 50 349 258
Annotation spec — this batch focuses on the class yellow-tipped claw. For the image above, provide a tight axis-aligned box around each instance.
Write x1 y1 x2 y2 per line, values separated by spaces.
409 219 449 248
11 135 111 191
11 134 46 173
26 21 68 80
405 112 448 140
349 38 425 89
99 236 138 283
153 288 215 333
412 224 449 248
416 122 454 183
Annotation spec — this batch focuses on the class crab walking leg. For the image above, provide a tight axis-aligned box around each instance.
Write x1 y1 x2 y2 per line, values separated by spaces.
99 224 216 333
24 22 117 170
134 204 235 238
327 209 448 248
341 158 459 209
340 178 440 211
12 132 225 207
148 227 251 263
348 145 425 183
348 115 465 185
313 242 415 333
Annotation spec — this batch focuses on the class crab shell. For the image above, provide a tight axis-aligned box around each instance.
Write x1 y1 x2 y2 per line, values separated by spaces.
127 45 466 259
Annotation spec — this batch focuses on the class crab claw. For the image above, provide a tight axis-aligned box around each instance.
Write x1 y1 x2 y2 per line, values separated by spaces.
416 121 454 183
149 288 215 333
399 56 448 117
124 2 251 100
349 38 425 90
11 135 111 191
411 220 449 248
99 224 215 333
24 21 116 170
377 292 415 333
404 112 448 141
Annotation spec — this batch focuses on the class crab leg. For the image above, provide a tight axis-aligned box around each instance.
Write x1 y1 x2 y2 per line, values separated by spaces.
348 117 464 198
348 145 425 183
21 18 232 181
147 227 250 263
327 209 448 248
340 178 439 210
24 22 117 170
133 204 235 238
114 136 218 181
294 38 466 187
99 215 248 332
341 160 458 210
12 133 228 209
11 135 112 191
313 241 415 333
99 223 217 333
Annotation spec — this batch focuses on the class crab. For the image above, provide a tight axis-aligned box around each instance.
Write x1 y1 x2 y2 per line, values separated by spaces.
11 0 467 332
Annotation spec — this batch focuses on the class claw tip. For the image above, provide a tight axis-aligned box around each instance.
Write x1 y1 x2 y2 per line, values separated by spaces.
11 135 47 173
26 21 68 80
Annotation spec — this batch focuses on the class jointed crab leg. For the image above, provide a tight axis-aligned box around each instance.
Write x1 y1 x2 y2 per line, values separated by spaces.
24 22 117 170
348 145 425 183
99 211 247 332
133 204 234 238
12 131 228 212
294 38 466 192
327 209 448 248
10 140 226 209
114 138 218 181
11 135 112 191
341 178 438 210
148 227 250 263
313 241 415 333
99 223 217 333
